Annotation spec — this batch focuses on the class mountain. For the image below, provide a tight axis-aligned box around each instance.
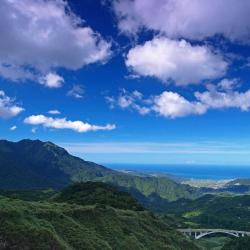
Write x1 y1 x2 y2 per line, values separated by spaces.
0 182 199 250
0 139 201 201
0 139 114 189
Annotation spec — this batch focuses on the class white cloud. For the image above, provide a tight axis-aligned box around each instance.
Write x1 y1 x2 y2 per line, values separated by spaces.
0 64 35 82
39 73 64 88
195 89 250 111
107 80 250 118
24 115 116 133
0 91 24 119
48 109 61 115
10 125 17 131
126 37 227 85
217 78 240 91
106 89 151 115
0 0 111 83
113 0 250 43
152 91 206 118
67 85 84 99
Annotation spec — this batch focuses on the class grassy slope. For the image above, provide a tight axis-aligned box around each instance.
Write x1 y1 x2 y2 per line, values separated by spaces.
0 182 199 250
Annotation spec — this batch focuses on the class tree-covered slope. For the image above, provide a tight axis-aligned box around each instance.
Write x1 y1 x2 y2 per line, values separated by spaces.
0 139 114 189
100 173 200 201
222 237 250 250
163 194 250 231
0 182 199 250
0 139 201 201
53 182 143 211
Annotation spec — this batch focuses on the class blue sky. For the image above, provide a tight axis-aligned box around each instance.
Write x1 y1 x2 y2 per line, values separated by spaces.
1 0 250 165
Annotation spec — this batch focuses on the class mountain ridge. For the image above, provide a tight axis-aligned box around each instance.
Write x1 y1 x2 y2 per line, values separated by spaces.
0 139 201 201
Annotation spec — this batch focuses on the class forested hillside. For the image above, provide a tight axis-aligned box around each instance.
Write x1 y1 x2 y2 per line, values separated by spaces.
0 182 198 250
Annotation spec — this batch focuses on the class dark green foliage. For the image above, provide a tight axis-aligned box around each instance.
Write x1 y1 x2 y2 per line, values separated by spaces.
53 182 144 211
0 187 199 250
164 194 250 231
195 236 231 250
0 139 113 190
0 139 201 201
0 189 56 201
222 237 250 250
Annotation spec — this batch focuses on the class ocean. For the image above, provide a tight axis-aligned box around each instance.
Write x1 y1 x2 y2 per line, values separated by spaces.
105 164 250 180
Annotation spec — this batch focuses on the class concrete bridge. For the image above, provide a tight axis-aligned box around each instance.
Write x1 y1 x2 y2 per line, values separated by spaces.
178 229 250 240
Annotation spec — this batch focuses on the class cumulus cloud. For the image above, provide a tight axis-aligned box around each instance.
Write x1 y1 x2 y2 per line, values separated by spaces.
107 80 250 118
107 90 206 118
0 91 24 119
113 0 250 43
39 73 64 88
126 37 227 85
24 115 116 133
67 85 84 99
152 91 206 118
0 0 111 83
48 109 61 115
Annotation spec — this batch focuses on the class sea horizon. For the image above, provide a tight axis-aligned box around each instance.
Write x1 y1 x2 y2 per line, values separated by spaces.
105 163 250 180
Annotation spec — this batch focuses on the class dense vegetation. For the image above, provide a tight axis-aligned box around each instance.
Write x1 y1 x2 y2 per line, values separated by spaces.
222 236 250 250
0 182 198 250
0 139 201 201
195 236 231 250
100 173 200 201
163 194 250 231
0 189 56 201
53 182 143 211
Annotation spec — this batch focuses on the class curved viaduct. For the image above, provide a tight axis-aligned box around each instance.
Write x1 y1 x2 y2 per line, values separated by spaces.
178 229 250 240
